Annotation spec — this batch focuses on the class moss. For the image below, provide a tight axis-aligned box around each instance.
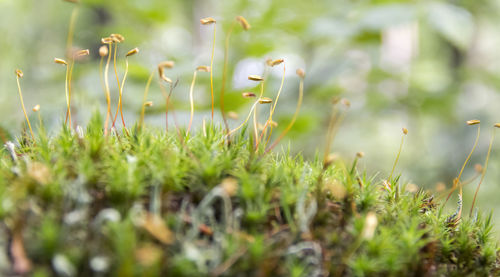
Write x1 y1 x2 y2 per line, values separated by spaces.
0 113 498 276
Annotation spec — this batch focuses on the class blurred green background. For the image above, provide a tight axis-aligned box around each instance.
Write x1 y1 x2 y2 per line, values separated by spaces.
2 0 500 229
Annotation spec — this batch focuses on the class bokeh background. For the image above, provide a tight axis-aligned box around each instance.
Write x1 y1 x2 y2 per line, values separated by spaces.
2 0 500 230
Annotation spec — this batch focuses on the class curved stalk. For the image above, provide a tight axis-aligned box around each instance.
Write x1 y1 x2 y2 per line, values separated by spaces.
445 124 480 205
187 71 198 135
103 43 113 135
322 103 340 167
15 74 35 141
112 56 130 129
226 100 260 137
388 133 406 184
139 71 155 129
113 42 121 95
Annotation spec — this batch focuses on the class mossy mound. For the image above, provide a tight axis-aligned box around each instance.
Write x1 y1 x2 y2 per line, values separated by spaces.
0 114 498 276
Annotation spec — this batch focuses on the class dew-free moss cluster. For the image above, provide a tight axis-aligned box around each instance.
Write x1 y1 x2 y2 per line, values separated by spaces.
0 114 498 276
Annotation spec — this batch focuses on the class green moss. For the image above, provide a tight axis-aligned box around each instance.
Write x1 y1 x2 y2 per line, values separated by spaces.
0 113 498 276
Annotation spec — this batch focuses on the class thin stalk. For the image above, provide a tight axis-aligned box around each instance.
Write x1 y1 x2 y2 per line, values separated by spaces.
99 55 105 101
167 82 180 136
265 76 303 153
439 172 480 200
324 100 350 162
388 133 406 183
36 111 42 129
159 81 169 130
209 24 216 121
221 22 236 132
64 5 79 127
322 104 340 166
257 63 286 150
65 6 79 58
103 43 113 136
445 125 480 205
253 82 265 146
253 103 258 144
470 129 496 216
16 76 35 141
113 42 121 94
187 70 198 135
112 56 130 129
63 63 70 128
226 100 260 137
139 71 155 129
66 59 75 128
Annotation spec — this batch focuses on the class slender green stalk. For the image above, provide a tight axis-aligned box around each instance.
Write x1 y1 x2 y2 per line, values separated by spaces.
227 100 260 137
36 110 42 129
65 6 79 58
470 128 497 216
159 81 170 131
221 22 236 132
139 71 155 129
15 72 35 141
257 63 285 150
388 130 407 184
322 102 340 167
209 24 216 121
265 75 304 153
66 59 75 128
445 124 480 205
63 62 71 128
64 4 79 127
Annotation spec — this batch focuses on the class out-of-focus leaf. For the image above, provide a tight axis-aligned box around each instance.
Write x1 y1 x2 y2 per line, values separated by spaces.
0 125 13 143
360 4 416 31
427 3 474 50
